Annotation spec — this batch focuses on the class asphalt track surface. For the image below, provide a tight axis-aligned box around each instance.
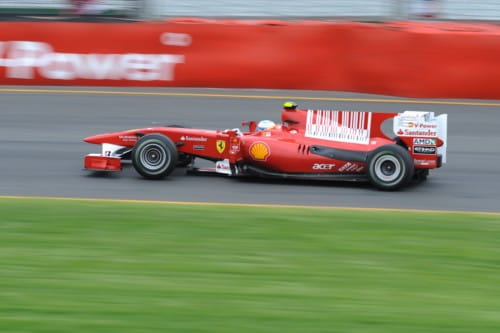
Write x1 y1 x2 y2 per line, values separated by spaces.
1 86 500 212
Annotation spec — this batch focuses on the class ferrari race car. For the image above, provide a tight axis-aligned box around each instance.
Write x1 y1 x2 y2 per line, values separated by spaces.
83 102 447 190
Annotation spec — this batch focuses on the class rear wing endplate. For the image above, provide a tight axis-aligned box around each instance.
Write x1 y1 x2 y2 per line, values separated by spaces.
394 111 448 163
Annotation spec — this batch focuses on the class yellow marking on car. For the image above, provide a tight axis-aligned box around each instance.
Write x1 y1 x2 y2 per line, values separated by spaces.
0 195 499 216
1 88 500 107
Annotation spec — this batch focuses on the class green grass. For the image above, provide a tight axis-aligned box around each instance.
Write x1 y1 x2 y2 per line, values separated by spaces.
1 198 500 333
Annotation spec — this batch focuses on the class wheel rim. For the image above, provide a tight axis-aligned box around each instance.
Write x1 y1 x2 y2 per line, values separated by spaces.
373 154 402 183
139 143 169 171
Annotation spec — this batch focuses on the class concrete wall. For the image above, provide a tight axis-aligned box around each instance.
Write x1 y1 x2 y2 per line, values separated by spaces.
3 0 500 21
143 0 396 19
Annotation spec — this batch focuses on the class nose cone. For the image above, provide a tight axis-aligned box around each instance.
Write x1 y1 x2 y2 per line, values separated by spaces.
84 135 99 144
84 129 140 146
84 133 114 144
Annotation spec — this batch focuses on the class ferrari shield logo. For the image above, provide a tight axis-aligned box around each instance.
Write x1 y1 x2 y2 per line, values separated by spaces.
216 140 226 154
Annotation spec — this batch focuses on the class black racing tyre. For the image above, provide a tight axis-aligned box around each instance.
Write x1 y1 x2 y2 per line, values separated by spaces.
413 169 429 182
367 145 414 191
132 134 178 179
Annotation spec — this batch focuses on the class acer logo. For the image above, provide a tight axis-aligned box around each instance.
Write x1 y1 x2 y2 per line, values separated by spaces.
0 41 184 81
312 163 335 170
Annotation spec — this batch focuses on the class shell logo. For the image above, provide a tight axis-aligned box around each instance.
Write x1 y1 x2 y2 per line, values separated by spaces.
249 142 270 161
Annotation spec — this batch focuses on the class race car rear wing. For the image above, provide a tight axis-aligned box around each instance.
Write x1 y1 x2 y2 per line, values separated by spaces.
281 106 448 163
393 111 448 163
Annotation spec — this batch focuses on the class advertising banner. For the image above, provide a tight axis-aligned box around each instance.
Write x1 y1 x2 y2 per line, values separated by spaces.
1 20 500 98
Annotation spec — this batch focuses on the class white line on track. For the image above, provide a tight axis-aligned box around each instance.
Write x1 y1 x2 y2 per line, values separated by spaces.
1 196 499 216
1 88 500 107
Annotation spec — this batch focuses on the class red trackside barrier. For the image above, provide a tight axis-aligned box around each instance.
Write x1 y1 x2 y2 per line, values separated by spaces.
1 20 499 98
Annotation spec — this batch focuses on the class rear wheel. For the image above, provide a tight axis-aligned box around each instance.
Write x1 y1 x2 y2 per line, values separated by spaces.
414 169 429 182
132 134 178 179
367 145 414 191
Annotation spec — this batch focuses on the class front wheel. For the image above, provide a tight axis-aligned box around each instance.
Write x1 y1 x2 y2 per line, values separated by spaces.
367 145 414 191
132 134 178 179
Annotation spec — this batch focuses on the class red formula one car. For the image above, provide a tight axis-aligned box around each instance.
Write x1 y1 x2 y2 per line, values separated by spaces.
83 102 448 190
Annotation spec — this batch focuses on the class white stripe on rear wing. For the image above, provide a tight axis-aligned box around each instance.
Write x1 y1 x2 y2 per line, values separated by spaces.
305 110 372 144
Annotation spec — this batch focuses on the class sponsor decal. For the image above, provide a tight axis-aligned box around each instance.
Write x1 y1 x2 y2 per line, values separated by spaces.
339 162 354 172
413 146 436 155
415 159 436 166
160 32 192 47
249 142 270 161
216 140 226 154
398 128 437 137
180 136 207 142
397 119 439 137
261 131 272 137
413 138 436 145
394 112 445 145
193 145 205 151
403 121 437 129
339 162 364 173
119 135 138 142
312 163 335 170
229 138 240 153
305 110 372 144
0 41 184 81
215 159 232 175
229 138 240 154
416 123 437 129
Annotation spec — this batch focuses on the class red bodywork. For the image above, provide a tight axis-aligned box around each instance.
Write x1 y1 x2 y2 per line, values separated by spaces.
84 106 446 180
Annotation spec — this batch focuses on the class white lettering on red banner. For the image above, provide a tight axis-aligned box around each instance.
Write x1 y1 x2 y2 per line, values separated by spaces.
0 41 184 81
161 33 192 47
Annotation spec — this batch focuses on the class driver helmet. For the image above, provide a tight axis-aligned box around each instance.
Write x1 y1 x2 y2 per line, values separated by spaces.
256 120 276 131
283 101 298 110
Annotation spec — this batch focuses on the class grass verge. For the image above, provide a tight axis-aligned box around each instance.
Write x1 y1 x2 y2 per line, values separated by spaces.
1 198 499 332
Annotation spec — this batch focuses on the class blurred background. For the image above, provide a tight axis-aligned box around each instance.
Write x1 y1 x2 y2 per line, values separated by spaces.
1 0 500 22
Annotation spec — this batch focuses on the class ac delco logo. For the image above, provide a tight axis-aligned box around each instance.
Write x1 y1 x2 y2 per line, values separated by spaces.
413 138 436 146
0 41 184 81
413 146 436 155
